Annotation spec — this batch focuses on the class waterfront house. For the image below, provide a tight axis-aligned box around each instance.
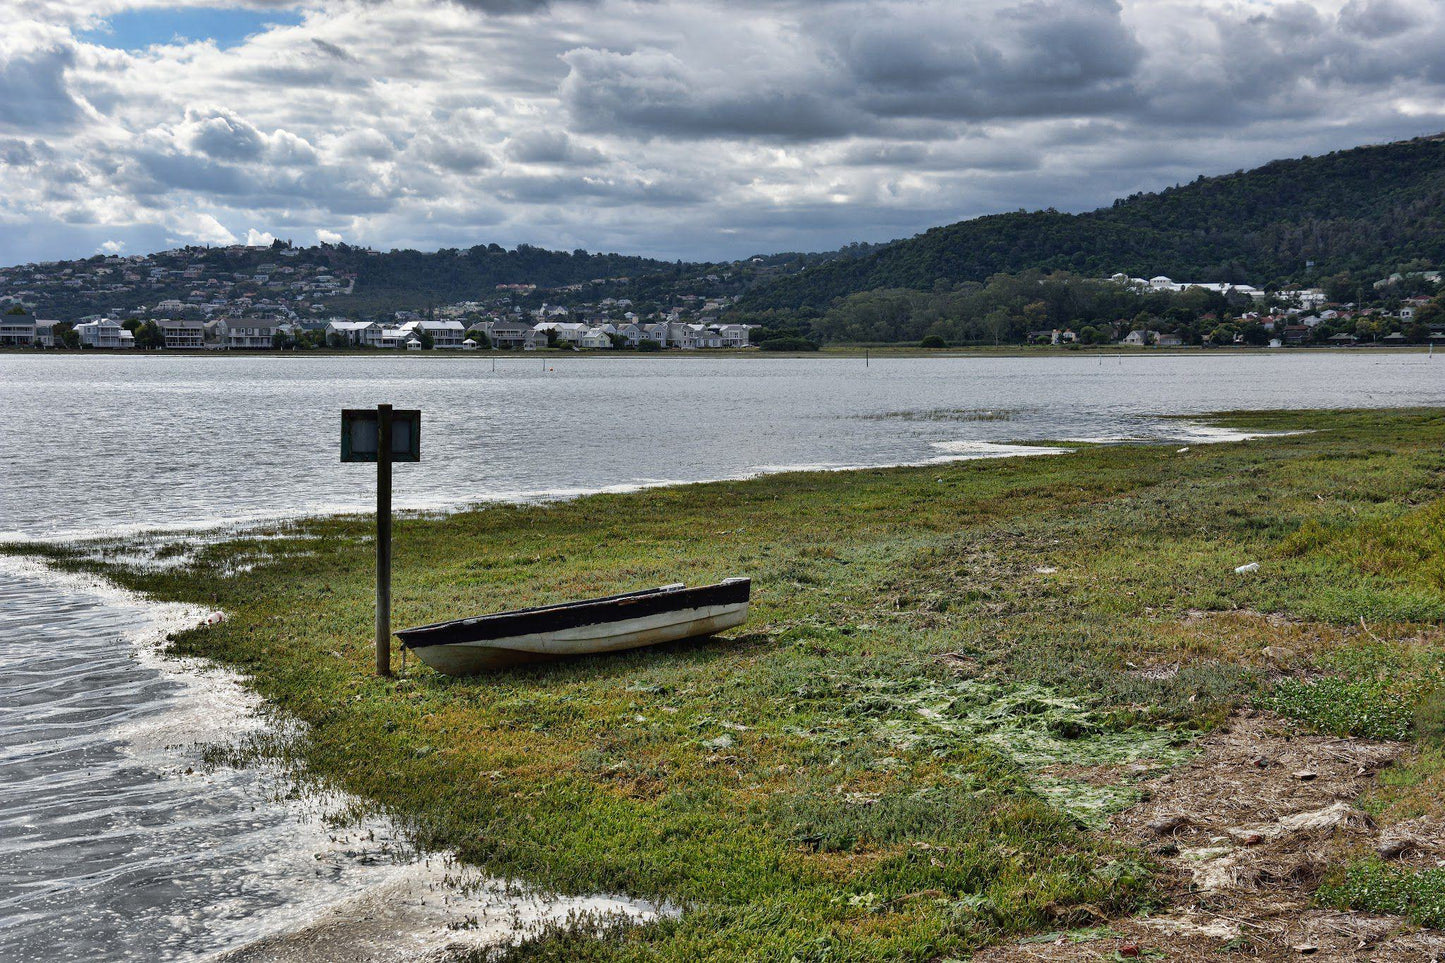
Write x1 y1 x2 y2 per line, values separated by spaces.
226 319 285 349
326 320 384 347
1122 329 1156 346
1156 332 1185 347
33 320 61 347
401 319 466 348
156 318 205 349
534 320 587 345
616 322 645 346
581 326 613 349
489 319 532 349
1283 324 1311 345
75 318 125 348
715 324 750 347
0 313 37 346
643 322 670 347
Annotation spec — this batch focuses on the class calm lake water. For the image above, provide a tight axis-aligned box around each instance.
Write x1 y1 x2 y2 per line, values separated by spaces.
3 352 1443 540
1 351 1443 960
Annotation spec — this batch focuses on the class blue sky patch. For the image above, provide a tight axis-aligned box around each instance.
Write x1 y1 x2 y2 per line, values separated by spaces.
80 6 303 51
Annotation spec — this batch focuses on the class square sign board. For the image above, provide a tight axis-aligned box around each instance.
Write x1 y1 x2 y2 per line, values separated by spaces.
341 409 421 462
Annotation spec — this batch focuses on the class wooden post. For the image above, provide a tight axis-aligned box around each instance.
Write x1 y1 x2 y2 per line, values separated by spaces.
376 403 393 676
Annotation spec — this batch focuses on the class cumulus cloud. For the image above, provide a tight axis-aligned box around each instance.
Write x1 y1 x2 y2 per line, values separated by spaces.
2 0 1445 265
169 210 237 245
316 228 343 243
0 23 87 132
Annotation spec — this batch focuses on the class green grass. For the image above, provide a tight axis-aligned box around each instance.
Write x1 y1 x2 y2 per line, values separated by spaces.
1318 859 1445 927
8 407 1445 960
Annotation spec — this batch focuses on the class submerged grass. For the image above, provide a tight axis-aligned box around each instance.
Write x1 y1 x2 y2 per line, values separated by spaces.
9 407 1445 959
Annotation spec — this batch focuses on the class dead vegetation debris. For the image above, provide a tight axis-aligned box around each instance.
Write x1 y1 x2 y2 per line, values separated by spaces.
972 712 1445 961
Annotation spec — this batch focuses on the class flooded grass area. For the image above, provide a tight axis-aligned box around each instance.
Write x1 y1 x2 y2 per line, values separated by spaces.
12 408 1445 960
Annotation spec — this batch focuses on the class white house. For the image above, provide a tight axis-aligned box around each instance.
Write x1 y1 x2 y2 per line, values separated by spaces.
75 318 125 348
326 320 384 347
580 326 614 349
714 324 750 347
400 319 466 348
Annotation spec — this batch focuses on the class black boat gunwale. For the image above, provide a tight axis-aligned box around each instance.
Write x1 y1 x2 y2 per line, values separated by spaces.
396 578 750 649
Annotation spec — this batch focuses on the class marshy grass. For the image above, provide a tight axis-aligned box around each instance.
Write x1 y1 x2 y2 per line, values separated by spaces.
8 407 1445 960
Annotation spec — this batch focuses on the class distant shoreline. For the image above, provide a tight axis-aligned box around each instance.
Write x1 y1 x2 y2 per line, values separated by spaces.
0 344 1435 359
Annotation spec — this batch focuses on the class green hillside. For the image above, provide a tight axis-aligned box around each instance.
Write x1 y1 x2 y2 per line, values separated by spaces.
741 135 1445 312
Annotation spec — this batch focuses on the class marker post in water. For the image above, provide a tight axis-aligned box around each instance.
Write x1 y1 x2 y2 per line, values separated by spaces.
341 405 421 676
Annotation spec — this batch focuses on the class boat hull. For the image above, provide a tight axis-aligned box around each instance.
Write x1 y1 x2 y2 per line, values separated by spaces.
397 579 750 676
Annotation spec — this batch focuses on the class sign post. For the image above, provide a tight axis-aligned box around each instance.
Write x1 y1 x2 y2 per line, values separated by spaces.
342 405 421 676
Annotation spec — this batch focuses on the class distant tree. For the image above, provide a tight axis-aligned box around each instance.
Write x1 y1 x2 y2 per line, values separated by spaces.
416 328 435 349
637 339 662 352
919 334 947 348
135 321 163 349
759 336 819 351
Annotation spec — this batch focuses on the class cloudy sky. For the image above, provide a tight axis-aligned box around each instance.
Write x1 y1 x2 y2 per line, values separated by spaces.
3 0 1444 265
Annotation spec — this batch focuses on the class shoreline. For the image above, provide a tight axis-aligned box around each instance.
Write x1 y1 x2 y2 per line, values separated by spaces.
0 553 666 961
0 344 1436 360
10 408 1445 959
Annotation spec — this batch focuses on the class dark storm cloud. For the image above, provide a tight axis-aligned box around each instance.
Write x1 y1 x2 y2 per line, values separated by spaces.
836 0 1144 121
560 48 867 142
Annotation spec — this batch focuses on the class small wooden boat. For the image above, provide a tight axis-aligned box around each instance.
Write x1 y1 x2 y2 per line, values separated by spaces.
396 578 751 675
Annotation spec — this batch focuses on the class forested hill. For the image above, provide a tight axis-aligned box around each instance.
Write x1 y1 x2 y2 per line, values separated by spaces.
329 243 690 309
740 135 1445 312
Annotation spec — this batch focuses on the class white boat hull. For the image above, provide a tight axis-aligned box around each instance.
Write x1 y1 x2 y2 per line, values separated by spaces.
408 600 749 675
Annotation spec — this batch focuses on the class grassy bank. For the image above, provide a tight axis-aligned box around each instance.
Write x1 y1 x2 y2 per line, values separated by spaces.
12 409 1445 959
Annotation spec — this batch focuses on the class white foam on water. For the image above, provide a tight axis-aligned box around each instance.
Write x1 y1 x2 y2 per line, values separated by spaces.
0 556 664 962
927 440 1076 459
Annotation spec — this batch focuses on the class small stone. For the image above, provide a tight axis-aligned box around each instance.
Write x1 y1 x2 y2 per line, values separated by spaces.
1147 814 1193 836
1262 645 1296 666
1378 831 1427 859
1119 944 1141 958
1292 770 1318 781
1293 944 1318 955
1242 833 1265 846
